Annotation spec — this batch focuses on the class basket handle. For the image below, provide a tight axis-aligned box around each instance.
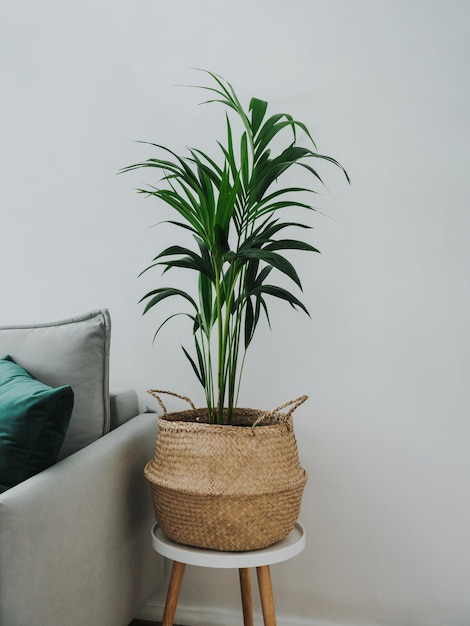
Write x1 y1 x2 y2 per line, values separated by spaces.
252 395 308 429
147 389 197 417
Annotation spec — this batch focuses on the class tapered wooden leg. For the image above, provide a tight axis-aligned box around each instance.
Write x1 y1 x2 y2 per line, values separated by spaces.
162 561 186 626
256 565 276 626
239 567 254 626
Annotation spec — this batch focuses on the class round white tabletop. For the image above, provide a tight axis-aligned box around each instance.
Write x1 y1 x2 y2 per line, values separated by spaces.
151 522 305 569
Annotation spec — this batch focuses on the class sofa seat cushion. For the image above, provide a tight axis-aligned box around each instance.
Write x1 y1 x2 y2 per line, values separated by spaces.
0 355 74 492
0 309 111 459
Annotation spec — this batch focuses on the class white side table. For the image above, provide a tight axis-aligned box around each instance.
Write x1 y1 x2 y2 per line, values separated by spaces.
151 522 305 626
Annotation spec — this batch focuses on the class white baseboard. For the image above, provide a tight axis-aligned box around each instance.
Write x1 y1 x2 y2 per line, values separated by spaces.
137 596 346 626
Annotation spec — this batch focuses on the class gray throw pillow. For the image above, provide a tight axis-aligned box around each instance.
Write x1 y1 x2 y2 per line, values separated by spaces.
0 309 111 459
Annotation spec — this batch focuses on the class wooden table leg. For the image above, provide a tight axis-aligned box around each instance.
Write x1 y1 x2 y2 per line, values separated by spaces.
162 560 186 626
239 567 254 626
256 565 276 626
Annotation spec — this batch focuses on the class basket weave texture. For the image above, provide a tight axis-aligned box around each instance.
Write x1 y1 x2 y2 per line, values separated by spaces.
144 391 308 552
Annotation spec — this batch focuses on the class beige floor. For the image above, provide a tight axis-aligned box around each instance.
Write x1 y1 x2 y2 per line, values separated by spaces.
129 619 185 626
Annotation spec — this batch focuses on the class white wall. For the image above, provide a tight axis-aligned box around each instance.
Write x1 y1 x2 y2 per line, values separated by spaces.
1 1 470 625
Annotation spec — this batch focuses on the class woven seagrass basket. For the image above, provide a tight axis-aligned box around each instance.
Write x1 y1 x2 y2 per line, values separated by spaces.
144 390 308 552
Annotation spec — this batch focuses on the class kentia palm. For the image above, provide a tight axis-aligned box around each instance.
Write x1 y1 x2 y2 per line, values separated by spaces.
122 71 348 425
123 71 348 551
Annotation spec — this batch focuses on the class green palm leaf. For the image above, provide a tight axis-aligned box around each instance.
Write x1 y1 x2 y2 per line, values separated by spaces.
182 344 206 387
249 97 268 136
235 248 303 289
251 285 310 316
139 287 198 316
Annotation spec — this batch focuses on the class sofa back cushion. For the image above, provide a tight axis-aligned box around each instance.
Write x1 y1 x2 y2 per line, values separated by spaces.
0 309 111 459
0 355 74 492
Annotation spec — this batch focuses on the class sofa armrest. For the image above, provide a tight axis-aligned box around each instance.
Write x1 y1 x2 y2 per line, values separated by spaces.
110 387 140 429
0 413 162 626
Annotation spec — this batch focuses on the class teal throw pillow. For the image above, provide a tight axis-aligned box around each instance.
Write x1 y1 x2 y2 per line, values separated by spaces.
0 355 74 493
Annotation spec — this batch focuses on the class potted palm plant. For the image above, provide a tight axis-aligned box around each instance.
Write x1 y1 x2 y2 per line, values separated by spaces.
122 71 348 551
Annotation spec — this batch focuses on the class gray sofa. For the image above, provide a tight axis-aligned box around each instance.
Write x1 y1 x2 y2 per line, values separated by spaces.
0 310 162 626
